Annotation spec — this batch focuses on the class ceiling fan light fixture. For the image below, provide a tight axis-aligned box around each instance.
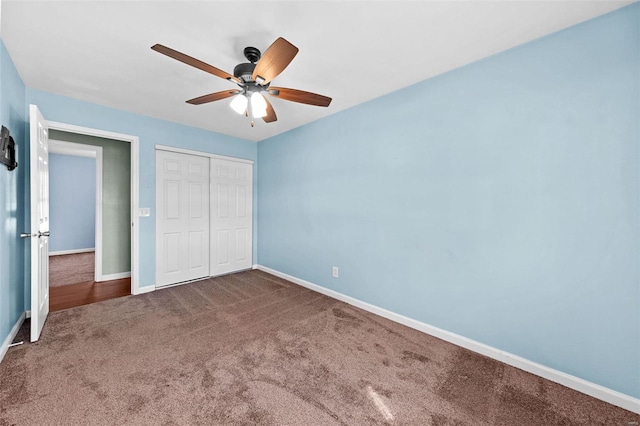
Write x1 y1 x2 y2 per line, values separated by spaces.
253 109 267 119
251 92 268 118
152 37 332 125
230 94 248 114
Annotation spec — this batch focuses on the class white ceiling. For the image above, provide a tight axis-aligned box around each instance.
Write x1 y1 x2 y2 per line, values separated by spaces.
1 1 634 142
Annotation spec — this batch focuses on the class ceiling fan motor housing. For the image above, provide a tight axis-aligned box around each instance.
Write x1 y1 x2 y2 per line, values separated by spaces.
234 46 262 82
233 62 257 82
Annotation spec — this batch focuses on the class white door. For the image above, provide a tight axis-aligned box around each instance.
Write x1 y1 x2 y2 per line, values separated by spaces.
156 150 210 286
210 159 253 276
28 105 50 342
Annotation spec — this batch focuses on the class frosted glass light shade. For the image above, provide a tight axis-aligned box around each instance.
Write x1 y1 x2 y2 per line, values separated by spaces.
251 92 267 118
230 95 248 114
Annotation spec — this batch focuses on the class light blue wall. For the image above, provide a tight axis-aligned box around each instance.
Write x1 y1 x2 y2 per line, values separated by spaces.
258 4 640 398
0 40 26 348
25 88 258 296
48 154 96 252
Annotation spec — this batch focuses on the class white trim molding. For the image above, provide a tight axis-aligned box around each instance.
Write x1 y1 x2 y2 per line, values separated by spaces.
255 265 640 415
98 271 131 282
0 312 26 364
49 248 95 256
155 144 254 164
49 139 100 158
48 121 141 296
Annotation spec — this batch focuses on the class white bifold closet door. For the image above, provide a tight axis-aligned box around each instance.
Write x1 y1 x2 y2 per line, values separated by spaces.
210 158 253 276
156 150 210 287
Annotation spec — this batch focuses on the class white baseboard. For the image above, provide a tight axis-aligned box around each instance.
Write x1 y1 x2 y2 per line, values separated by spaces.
256 265 640 415
98 271 131 282
0 312 26 364
25 310 31 319
49 248 95 256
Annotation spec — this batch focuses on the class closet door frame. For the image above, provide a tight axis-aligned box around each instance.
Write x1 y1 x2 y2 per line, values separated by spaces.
154 145 254 286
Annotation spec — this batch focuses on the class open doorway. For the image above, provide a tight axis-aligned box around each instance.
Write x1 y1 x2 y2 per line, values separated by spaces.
47 130 131 311
48 140 100 287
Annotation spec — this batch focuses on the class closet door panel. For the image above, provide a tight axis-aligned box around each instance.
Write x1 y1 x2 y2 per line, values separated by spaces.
210 159 253 276
156 150 210 286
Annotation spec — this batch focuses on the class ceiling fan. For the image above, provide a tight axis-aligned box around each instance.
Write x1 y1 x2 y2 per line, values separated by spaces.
151 38 332 126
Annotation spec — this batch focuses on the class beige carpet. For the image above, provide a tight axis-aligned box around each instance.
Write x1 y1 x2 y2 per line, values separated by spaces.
49 252 95 287
1 270 637 425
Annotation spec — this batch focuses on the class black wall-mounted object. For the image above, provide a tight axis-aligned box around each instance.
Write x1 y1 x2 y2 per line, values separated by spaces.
0 125 18 171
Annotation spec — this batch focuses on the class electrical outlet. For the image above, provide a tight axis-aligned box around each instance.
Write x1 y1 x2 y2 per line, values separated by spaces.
332 266 339 278
139 208 151 217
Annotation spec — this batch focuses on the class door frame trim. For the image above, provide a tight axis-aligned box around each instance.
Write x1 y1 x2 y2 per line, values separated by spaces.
155 144 254 164
49 140 105 281
48 121 141 295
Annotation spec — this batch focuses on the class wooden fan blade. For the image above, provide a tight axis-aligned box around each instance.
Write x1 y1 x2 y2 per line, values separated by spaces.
262 97 277 123
252 38 299 84
152 44 240 83
269 87 332 107
186 90 240 105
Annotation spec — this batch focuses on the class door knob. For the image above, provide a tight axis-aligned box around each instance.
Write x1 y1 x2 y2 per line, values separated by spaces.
20 231 50 238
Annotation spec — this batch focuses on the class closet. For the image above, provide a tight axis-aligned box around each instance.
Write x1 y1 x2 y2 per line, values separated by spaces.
155 147 253 287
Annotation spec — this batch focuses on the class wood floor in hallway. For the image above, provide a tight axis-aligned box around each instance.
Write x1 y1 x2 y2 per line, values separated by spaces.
49 278 131 312
48 251 131 311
